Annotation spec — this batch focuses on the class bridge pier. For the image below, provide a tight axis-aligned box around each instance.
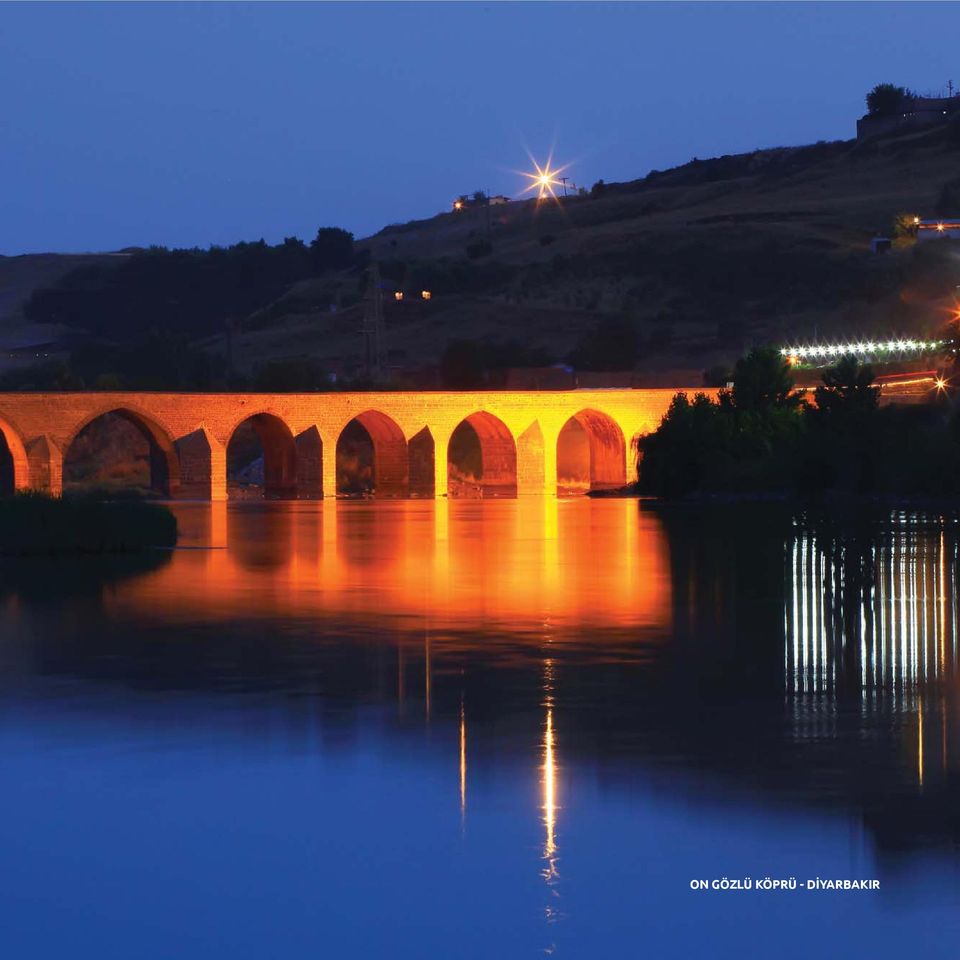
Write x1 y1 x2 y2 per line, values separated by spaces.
175 429 226 500
295 427 323 499
516 421 560 496
322 440 338 499
433 442 449 498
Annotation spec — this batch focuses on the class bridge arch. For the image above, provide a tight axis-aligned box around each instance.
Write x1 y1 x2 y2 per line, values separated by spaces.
448 411 517 498
556 409 626 495
336 410 409 497
226 412 297 499
63 407 180 497
0 417 28 496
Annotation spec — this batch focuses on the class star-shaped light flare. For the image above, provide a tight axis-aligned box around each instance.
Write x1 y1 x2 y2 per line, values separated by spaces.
519 155 570 201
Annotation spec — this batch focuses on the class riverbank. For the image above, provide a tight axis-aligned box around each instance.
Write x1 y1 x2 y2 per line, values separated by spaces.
0 493 177 556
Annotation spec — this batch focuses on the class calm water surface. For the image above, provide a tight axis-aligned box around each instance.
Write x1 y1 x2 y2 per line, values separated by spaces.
2 499 960 958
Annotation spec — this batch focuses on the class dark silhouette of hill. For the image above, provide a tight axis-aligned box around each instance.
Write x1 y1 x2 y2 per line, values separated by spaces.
5 119 960 390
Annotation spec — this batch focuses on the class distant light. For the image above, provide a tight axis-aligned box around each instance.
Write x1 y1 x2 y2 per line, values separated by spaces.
936 377 949 391
520 156 569 200
394 291 404 301
453 200 463 211
779 337 947 362
421 290 432 300
938 222 946 232
914 216 921 225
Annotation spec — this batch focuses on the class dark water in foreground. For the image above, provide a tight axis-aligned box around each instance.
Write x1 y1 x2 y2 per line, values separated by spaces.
2 499 960 958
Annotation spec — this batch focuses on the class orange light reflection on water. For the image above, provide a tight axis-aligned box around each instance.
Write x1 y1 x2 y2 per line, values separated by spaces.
108 500 674 649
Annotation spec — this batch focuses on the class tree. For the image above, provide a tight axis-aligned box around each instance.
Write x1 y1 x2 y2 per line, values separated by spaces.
801 358 881 496
865 83 911 117
730 347 799 413
637 392 734 498
892 211 918 239
310 227 355 274
471 190 488 204
813 357 879 420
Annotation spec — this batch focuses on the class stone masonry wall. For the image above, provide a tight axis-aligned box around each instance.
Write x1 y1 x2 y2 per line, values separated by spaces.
0 388 710 499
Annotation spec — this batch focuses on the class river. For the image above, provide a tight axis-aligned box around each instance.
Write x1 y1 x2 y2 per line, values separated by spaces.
1 500 959 957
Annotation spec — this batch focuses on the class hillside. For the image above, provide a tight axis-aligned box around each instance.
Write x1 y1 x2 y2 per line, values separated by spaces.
221 122 960 384
7 119 960 389
0 251 131 372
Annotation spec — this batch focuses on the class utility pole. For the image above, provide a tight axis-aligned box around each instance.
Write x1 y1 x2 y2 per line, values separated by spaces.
560 176 570 197
360 262 385 381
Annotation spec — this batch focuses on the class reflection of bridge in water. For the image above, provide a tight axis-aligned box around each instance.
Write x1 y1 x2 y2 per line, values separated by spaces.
106 499 673 635
6 501 960 858
0 389 696 499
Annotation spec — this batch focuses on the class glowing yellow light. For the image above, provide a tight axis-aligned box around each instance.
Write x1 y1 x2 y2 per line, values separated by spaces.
421 290 432 300
541 659 558 880
394 291 403 301
914 216 921 225
936 377 948 391
919 702 925 787
453 200 463 211
779 337 948 361
520 155 569 201
543 704 557 864
937 222 945 232
880 376 937 388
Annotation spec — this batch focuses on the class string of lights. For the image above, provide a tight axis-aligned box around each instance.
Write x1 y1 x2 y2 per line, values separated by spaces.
780 338 955 364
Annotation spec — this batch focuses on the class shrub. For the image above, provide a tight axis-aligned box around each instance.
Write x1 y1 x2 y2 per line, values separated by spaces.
0 492 177 556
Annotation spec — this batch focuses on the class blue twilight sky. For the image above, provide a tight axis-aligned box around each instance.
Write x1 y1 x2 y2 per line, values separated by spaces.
2 1 959 255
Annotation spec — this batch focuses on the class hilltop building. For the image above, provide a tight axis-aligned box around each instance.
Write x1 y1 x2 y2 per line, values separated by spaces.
857 93 960 139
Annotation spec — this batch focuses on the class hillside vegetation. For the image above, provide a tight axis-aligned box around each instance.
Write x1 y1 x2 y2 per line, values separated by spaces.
6 118 960 390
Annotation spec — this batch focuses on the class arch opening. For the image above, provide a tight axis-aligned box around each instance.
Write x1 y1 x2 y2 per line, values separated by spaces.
336 411 408 498
448 412 517 498
556 410 626 496
63 409 179 498
227 413 297 500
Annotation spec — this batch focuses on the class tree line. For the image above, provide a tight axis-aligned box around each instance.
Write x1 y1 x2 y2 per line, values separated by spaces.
24 227 359 343
638 348 960 500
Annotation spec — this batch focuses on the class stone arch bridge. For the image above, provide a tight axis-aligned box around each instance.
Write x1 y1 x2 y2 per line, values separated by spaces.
0 389 694 499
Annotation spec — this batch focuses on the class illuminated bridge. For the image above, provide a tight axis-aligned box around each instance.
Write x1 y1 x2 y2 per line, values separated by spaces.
0 389 697 499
